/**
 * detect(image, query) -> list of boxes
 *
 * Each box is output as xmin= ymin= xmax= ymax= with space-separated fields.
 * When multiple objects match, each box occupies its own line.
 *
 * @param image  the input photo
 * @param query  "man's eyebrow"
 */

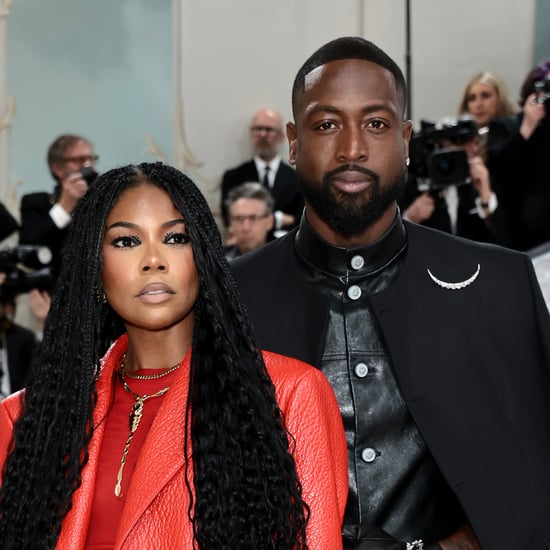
xmin=305 ymin=102 xmax=397 ymax=117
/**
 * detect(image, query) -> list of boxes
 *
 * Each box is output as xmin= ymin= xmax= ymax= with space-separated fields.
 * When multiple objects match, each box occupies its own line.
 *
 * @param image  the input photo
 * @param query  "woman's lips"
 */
xmin=136 ymin=282 xmax=175 ymax=303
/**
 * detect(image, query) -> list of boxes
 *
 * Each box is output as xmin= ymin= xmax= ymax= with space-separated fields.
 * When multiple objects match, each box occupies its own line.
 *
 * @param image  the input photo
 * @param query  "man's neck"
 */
xmin=255 ymin=153 xmax=279 ymax=164
xmin=304 ymin=204 xmax=399 ymax=248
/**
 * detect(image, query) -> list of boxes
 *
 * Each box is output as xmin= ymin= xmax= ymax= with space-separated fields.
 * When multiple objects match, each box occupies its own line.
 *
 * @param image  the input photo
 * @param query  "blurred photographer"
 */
xmin=0 ymin=244 xmax=54 ymax=340
xmin=0 ymin=202 xmax=18 ymax=243
xmin=0 ymin=282 xmax=37 ymax=400
xmin=19 ymin=134 xmax=99 ymax=271
xmin=488 ymin=60 xmax=550 ymax=251
xmin=400 ymin=117 xmax=509 ymax=245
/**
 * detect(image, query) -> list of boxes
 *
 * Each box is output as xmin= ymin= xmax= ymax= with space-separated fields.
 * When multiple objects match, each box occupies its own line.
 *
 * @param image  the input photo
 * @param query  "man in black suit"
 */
xmin=0 ymin=288 xmax=36 ymax=399
xmin=0 ymin=202 xmax=18 ymax=243
xmin=220 ymin=108 xmax=303 ymax=234
xmin=19 ymin=134 xmax=98 ymax=271
xmin=232 ymin=37 xmax=550 ymax=549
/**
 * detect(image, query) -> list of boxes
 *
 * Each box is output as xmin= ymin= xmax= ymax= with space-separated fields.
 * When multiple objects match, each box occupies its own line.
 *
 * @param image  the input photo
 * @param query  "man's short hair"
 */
xmin=47 ymin=134 xmax=91 ymax=182
xmin=47 ymin=134 xmax=90 ymax=167
xmin=225 ymin=182 xmax=275 ymax=214
xmin=291 ymin=36 xmax=407 ymax=117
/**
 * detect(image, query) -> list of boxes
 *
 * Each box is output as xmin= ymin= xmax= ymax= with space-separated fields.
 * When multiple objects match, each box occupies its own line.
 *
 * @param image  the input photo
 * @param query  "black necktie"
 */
xmin=262 ymin=165 xmax=270 ymax=188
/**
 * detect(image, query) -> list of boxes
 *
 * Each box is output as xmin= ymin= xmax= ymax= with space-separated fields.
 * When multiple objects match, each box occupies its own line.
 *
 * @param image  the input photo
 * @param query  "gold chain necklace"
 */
xmin=115 ymin=365 xmax=172 ymax=498
xmin=120 ymin=353 xmax=181 ymax=380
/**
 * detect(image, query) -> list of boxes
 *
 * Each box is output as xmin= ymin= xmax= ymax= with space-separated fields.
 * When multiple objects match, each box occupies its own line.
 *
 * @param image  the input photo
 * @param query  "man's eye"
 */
xmin=368 ymin=120 xmax=387 ymax=130
xmin=165 ymin=232 xmax=190 ymax=245
xmin=112 ymin=235 xmax=139 ymax=248
xmin=317 ymin=121 xmax=336 ymax=131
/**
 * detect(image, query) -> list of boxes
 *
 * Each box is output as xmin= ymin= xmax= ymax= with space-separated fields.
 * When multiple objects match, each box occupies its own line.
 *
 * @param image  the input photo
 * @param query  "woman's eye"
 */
xmin=112 ymin=235 xmax=139 ymax=248
xmin=164 ymin=232 xmax=190 ymax=245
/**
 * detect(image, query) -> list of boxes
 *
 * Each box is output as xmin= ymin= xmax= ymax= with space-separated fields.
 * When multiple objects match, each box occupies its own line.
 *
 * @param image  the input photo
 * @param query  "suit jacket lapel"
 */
xmin=371 ymin=223 xmax=487 ymax=399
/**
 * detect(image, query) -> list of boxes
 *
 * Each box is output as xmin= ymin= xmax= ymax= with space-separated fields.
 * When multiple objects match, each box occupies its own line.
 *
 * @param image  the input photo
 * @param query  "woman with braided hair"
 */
xmin=0 ymin=162 xmax=347 ymax=549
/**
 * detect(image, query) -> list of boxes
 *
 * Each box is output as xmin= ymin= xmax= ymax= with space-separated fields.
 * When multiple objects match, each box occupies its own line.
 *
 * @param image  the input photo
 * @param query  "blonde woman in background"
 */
xmin=457 ymin=71 xmax=516 ymax=130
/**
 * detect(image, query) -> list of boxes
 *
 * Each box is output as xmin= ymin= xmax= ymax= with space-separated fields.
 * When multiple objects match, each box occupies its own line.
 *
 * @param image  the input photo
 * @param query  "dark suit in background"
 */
xmin=19 ymin=191 xmax=66 ymax=271
xmin=220 ymin=160 xmax=303 ymax=228
xmin=2 ymin=322 xmax=36 ymax=394
xmin=0 ymin=203 xmax=19 ymax=242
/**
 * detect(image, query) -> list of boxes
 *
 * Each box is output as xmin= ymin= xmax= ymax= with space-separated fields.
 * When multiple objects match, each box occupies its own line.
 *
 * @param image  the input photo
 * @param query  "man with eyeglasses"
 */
xmin=19 ymin=134 xmax=99 ymax=271
xmin=223 ymin=182 xmax=274 ymax=261
xmin=220 ymin=108 xmax=303 ymax=235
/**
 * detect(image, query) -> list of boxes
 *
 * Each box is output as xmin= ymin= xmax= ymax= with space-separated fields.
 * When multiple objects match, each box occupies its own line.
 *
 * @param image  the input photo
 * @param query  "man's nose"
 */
xmin=336 ymin=126 xmax=368 ymax=162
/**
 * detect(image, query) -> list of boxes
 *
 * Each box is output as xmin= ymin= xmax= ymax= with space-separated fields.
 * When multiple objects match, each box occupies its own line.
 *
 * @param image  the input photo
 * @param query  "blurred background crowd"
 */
xmin=0 ymin=1 xmax=549 ymax=397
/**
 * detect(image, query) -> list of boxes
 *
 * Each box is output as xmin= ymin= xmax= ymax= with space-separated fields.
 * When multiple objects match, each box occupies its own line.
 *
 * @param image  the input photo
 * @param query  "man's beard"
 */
xmin=297 ymin=164 xmax=407 ymax=237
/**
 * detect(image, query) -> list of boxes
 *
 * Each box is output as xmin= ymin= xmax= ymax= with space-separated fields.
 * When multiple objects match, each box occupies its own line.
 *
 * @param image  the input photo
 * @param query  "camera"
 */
xmin=0 ymin=245 xmax=52 ymax=271
xmin=534 ymin=77 xmax=550 ymax=115
xmin=409 ymin=117 xmax=478 ymax=191
xmin=0 ymin=245 xmax=55 ymax=294
xmin=79 ymin=165 xmax=98 ymax=186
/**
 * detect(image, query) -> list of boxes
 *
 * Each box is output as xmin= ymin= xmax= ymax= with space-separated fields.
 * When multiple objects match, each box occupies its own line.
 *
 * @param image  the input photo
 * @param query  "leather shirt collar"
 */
xmin=294 ymin=209 xmax=407 ymax=278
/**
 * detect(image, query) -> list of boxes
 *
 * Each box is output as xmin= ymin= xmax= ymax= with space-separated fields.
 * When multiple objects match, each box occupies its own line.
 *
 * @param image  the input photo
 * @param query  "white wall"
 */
xmin=175 ymin=0 xmax=536 ymax=218
xmin=2 ymin=0 xmax=540 ymax=219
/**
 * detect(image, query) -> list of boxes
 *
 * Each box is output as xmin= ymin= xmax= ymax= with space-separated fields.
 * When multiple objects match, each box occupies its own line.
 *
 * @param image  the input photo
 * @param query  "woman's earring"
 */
xmin=406 ymin=157 xmax=410 ymax=166
xmin=96 ymin=287 xmax=107 ymax=304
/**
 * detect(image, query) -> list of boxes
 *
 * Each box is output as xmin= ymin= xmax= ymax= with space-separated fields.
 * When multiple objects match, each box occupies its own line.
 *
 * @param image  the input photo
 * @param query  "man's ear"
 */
xmin=402 ymin=120 xmax=413 ymax=161
xmin=267 ymin=213 xmax=275 ymax=231
xmin=286 ymin=122 xmax=297 ymax=166
xmin=50 ymin=162 xmax=65 ymax=182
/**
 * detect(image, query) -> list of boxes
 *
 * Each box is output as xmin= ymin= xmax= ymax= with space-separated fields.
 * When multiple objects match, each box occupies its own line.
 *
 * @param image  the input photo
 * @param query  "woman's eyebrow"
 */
xmin=105 ymin=218 xmax=186 ymax=231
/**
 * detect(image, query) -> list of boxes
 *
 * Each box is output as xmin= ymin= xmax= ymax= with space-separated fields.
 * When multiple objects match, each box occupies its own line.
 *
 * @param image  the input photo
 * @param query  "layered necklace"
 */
xmin=115 ymin=353 xmax=180 ymax=498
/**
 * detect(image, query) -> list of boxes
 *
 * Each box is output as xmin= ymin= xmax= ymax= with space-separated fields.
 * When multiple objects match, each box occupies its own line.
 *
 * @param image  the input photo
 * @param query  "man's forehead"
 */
xmin=298 ymin=58 xmax=404 ymax=116
xmin=253 ymin=110 xmax=281 ymax=126
xmin=231 ymin=197 xmax=267 ymax=211
xmin=303 ymin=58 xmax=394 ymax=93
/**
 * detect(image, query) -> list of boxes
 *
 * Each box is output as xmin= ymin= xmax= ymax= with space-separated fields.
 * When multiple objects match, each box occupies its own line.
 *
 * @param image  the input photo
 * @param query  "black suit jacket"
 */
xmin=0 ymin=203 xmax=19 ymax=242
xmin=232 ymin=220 xmax=550 ymax=550
xmin=398 ymin=176 xmax=510 ymax=246
xmin=3 ymin=322 xmax=36 ymax=393
xmin=19 ymin=191 xmax=67 ymax=269
xmin=220 ymin=160 xmax=303 ymax=227
xmin=488 ymin=114 xmax=550 ymax=251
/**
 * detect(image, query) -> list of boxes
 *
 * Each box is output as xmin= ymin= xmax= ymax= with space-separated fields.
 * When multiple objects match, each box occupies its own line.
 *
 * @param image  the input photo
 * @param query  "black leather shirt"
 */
xmin=294 ymin=213 xmax=465 ymax=542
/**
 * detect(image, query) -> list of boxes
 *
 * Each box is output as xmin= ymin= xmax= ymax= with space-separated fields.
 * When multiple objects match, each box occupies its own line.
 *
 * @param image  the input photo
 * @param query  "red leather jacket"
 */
xmin=0 ymin=335 xmax=348 ymax=549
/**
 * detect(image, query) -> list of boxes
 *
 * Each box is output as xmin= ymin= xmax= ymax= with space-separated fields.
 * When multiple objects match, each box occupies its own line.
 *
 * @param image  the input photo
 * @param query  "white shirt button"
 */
xmin=350 ymin=255 xmax=365 ymax=270
xmin=354 ymin=362 xmax=369 ymax=378
xmin=361 ymin=447 xmax=377 ymax=463
xmin=347 ymin=285 xmax=362 ymax=300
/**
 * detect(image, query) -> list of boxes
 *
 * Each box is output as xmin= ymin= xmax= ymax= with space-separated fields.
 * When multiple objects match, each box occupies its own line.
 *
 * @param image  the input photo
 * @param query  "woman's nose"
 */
xmin=140 ymin=244 xmax=167 ymax=272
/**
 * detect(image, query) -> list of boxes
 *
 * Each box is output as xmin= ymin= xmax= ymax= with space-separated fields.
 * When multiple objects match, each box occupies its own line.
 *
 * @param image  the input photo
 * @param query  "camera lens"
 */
xmin=79 ymin=166 xmax=98 ymax=186
xmin=436 ymin=157 xmax=456 ymax=176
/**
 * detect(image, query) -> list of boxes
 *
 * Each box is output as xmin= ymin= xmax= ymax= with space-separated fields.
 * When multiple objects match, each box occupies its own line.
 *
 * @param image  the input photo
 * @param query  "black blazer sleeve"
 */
xmin=0 ymin=203 xmax=19 ymax=242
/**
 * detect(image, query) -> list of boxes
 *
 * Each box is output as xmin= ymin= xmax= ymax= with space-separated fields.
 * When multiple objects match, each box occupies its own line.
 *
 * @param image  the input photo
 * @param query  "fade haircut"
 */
xmin=291 ymin=36 xmax=408 ymax=118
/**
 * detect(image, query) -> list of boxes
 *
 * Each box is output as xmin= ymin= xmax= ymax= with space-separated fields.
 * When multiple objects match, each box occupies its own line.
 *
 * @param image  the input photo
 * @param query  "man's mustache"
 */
xmin=324 ymin=164 xmax=380 ymax=184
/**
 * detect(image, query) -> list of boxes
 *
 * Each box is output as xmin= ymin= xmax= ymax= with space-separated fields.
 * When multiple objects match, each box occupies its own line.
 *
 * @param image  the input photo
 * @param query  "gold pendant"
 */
xmin=130 ymin=397 xmax=144 ymax=433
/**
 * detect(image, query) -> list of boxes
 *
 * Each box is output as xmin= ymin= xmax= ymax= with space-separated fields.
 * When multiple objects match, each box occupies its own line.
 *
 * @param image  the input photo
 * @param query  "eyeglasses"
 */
xmin=230 ymin=213 xmax=270 ymax=224
xmin=250 ymin=126 xmax=280 ymax=135
xmin=62 ymin=154 xmax=99 ymax=164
